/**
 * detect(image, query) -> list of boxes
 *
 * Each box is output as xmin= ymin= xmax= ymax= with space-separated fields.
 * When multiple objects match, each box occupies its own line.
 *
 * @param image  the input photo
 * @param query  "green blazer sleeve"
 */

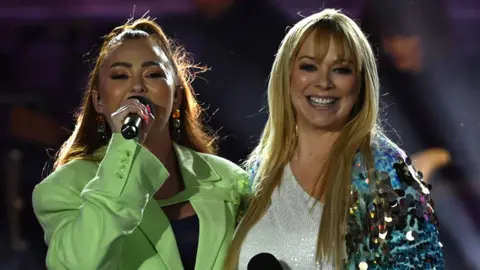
xmin=32 ymin=133 xmax=169 ymax=270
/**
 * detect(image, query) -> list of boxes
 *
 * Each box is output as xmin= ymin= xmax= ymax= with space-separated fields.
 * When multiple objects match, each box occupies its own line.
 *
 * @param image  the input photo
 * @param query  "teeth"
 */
xmin=309 ymin=96 xmax=336 ymax=105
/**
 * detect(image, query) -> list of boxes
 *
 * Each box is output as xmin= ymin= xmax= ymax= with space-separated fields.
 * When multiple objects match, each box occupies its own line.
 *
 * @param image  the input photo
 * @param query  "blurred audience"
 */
xmin=159 ymin=0 xmax=292 ymax=163
xmin=361 ymin=0 xmax=480 ymax=268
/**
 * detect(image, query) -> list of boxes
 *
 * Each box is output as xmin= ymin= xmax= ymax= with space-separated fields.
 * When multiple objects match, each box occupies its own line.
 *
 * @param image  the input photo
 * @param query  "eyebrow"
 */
xmin=298 ymin=55 xmax=353 ymax=64
xmin=109 ymin=61 xmax=161 ymax=69
xmin=299 ymin=55 xmax=316 ymax=61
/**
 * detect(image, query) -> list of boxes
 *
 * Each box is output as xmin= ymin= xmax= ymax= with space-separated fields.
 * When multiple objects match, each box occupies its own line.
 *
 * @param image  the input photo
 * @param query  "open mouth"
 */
xmin=307 ymin=96 xmax=339 ymax=108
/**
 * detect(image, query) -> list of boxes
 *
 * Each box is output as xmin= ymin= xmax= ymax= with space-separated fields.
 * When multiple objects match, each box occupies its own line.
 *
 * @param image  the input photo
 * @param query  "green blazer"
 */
xmin=32 ymin=133 xmax=249 ymax=270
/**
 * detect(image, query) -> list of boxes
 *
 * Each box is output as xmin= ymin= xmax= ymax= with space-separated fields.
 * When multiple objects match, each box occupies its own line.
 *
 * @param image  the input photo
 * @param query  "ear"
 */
xmin=173 ymin=85 xmax=184 ymax=110
xmin=91 ymin=90 xmax=105 ymax=114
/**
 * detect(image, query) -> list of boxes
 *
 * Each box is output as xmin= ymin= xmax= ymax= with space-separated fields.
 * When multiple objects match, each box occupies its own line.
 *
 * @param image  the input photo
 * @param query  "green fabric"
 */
xmin=33 ymin=133 xmax=249 ymax=270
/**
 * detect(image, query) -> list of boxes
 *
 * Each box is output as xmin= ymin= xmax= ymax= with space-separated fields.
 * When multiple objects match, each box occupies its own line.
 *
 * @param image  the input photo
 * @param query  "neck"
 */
xmin=293 ymin=125 xmax=340 ymax=164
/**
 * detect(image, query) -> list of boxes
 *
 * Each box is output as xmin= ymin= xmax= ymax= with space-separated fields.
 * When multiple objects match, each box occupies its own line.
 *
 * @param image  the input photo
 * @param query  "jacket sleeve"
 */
xmin=367 ymin=151 xmax=445 ymax=270
xmin=32 ymin=133 xmax=169 ymax=270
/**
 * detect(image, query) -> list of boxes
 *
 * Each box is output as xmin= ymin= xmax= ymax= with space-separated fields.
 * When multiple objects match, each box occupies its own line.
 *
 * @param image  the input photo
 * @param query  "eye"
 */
xmin=333 ymin=67 xmax=353 ymax=75
xmin=299 ymin=63 xmax=317 ymax=72
xmin=146 ymin=72 xmax=165 ymax=79
xmin=110 ymin=74 xmax=128 ymax=80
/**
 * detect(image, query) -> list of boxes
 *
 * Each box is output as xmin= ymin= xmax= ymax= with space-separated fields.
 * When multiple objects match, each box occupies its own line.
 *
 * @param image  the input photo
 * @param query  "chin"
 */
xmin=312 ymin=122 xmax=341 ymax=131
xmin=300 ymin=116 xmax=338 ymax=131
xmin=306 ymin=111 xmax=345 ymax=129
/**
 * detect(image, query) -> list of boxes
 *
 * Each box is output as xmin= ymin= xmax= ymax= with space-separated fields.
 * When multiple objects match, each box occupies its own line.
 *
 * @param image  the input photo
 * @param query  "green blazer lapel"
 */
xmin=174 ymin=144 xmax=236 ymax=269
xmin=137 ymin=143 xmax=226 ymax=269
xmin=193 ymin=199 xmax=230 ymax=269
xmin=173 ymin=143 xmax=221 ymax=184
xmin=127 ymin=143 xmax=235 ymax=270
xmin=137 ymin=200 xmax=183 ymax=270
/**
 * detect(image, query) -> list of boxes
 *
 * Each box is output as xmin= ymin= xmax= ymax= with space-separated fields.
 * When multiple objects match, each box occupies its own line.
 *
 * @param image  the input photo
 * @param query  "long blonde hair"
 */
xmin=224 ymin=9 xmax=380 ymax=269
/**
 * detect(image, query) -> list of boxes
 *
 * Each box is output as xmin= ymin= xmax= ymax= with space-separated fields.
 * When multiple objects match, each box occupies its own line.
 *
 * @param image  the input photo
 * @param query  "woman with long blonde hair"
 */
xmin=225 ymin=9 xmax=444 ymax=270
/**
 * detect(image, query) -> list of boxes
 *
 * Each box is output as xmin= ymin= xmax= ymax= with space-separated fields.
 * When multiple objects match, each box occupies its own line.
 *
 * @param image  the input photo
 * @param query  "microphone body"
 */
xmin=247 ymin=253 xmax=283 ymax=270
xmin=121 ymin=96 xmax=156 ymax=140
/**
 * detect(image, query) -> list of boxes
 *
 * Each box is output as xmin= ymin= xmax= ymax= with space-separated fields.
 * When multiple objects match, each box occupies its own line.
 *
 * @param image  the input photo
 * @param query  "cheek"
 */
xmin=99 ymin=80 xmax=128 ymax=114
xmin=290 ymin=70 xmax=314 ymax=94
xmin=149 ymin=81 xmax=174 ymax=103
xmin=333 ymin=75 xmax=359 ymax=114
xmin=333 ymin=75 xmax=357 ymax=98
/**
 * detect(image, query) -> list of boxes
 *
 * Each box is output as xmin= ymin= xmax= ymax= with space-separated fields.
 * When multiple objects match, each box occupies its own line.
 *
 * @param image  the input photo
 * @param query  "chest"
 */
xmin=154 ymin=174 xmax=196 ymax=220
xmin=118 ymin=183 xmax=241 ymax=270
xmin=290 ymin=158 xmax=327 ymax=200
xmin=239 ymin=166 xmax=333 ymax=270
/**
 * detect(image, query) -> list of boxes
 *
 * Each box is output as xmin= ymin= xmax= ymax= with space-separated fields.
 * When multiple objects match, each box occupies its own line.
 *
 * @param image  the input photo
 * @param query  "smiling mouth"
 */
xmin=307 ymin=96 xmax=339 ymax=107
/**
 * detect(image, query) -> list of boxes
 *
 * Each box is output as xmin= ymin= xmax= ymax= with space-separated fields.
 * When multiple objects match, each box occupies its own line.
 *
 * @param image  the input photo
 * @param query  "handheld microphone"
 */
xmin=247 ymin=253 xmax=283 ymax=270
xmin=121 ymin=96 xmax=156 ymax=140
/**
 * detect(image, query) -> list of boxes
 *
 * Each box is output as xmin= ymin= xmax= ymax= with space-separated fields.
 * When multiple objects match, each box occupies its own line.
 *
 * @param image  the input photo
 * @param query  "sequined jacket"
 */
xmin=244 ymin=135 xmax=445 ymax=270
xmin=346 ymin=135 xmax=444 ymax=270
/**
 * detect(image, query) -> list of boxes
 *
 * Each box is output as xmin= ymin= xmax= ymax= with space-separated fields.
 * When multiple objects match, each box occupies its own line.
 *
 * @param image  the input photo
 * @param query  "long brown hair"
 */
xmin=53 ymin=18 xmax=216 ymax=170
xmin=224 ymin=9 xmax=380 ymax=269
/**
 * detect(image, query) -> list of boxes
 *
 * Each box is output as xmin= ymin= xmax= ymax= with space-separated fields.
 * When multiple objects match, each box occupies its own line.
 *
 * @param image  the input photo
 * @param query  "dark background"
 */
xmin=1 ymin=0 xmax=479 ymax=269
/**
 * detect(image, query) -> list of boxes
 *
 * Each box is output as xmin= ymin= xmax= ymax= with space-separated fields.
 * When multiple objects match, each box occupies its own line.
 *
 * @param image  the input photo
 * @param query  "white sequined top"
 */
xmin=238 ymin=164 xmax=334 ymax=270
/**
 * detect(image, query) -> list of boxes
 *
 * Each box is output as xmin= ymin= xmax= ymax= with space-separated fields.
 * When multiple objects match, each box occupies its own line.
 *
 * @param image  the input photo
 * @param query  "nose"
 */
xmin=315 ymin=69 xmax=333 ymax=90
xmin=131 ymin=76 xmax=147 ymax=94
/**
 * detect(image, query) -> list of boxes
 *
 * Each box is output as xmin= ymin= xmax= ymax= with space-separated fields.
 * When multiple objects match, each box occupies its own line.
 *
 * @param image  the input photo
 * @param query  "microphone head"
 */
xmin=128 ymin=95 xmax=156 ymax=116
xmin=247 ymin=253 xmax=283 ymax=270
xmin=121 ymin=96 xmax=156 ymax=140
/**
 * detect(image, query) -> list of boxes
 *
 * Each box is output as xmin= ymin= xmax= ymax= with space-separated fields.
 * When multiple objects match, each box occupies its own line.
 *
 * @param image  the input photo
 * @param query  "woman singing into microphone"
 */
xmin=225 ymin=9 xmax=444 ymax=270
xmin=32 ymin=18 xmax=249 ymax=270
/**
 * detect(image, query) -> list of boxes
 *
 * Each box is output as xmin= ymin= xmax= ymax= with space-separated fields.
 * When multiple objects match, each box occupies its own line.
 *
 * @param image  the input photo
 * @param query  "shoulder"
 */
xmin=370 ymin=134 xmax=428 ymax=191
xmin=198 ymin=152 xmax=248 ymax=178
xmin=32 ymin=159 xmax=99 ymax=217
xmin=197 ymin=153 xmax=250 ymax=201
xmin=371 ymin=134 xmax=408 ymax=167
xmin=352 ymin=134 xmax=423 ymax=191
xmin=34 ymin=159 xmax=98 ymax=196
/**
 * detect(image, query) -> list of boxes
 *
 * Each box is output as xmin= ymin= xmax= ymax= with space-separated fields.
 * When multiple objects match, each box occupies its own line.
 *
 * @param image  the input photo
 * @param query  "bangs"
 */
xmin=313 ymin=22 xmax=356 ymax=66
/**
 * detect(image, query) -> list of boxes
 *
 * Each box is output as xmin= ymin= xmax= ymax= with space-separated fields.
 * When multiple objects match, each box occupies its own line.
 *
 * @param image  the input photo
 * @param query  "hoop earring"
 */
xmin=96 ymin=114 xmax=107 ymax=143
xmin=172 ymin=109 xmax=181 ymax=141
